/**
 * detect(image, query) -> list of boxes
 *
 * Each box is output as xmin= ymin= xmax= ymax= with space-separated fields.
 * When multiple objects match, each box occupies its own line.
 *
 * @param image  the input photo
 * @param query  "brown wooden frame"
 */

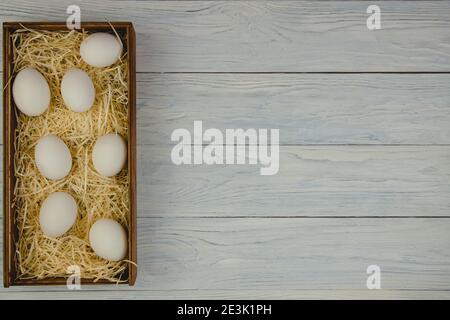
xmin=2 ymin=22 xmax=137 ymax=287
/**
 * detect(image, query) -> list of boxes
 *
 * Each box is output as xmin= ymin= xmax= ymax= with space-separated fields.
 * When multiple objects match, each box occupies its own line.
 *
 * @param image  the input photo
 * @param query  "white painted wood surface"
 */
xmin=135 ymin=146 xmax=450 ymax=217
xmin=134 ymin=74 xmax=450 ymax=145
xmin=1 ymin=1 xmax=450 ymax=72
xmin=2 ymin=145 xmax=450 ymax=218
xmin=1 ymin=0 xmax=450 ymax=299
xmin=4 ymin=74 xmax=450 ymax=145
xmin=1 ymin=218 xmax=450 ymax=299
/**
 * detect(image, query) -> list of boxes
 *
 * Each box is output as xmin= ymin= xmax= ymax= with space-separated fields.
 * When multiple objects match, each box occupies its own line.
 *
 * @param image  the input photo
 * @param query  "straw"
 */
xmin=11 ymin=28 xmax=130 ymax=282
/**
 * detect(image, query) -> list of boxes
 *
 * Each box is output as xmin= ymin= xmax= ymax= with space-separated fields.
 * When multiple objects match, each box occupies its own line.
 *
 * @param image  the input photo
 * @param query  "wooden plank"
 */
xmin=1 ymin=73 xmax=450 ymax=145
xmin=1 ymin=1 xmax=450 ymax=72
xmin=135 ymin=145 xmax=450 ymax=217
xmin=134 ymin=73 xmax=450 ymax=145
xmin=1 ymin=145 xmax=450 ymax=217
xmin=1 ymin=289 xmax=450 ymax=300
xmin=1 ymin=218 xmax=450 ymax=297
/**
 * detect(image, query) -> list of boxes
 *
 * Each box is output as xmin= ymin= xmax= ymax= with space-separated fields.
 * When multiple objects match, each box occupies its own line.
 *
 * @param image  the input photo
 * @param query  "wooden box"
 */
xmin=2 ymin=22 xmax=137 ymax=286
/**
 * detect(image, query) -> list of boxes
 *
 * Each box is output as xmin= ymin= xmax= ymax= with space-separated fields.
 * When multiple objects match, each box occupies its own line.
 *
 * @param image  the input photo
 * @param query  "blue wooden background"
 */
xmin=1 ymin=0 xmax=450 ymax=299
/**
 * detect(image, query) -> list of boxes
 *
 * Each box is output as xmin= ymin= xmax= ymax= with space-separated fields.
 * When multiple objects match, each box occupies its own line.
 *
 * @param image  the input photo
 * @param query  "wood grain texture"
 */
xmin=1 ymin=218 xmax=450 ymax=298
xmin=1 ymin=73 xmax=450 ymax=145
xmin=3 ymin=145 xmax=450 ymax=218
xmin=134 ymin=73 xmax=450 ymax=145
xmin=136 ymin=145 xmax=450 ymax=217
xmin=3 ymin=289 xmax=450 ymax=300
xmin=2 ymin=0 xmax=450 ymax=299
xmin=1 ymin=1 xmax=450 ymax=72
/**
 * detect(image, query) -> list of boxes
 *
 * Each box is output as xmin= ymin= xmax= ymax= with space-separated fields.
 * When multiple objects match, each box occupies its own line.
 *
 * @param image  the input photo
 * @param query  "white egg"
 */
xmin=39 ymin=192 xmax=77 ymax=238
xmin=35 ymin=135 xmax=72 ymax=180
xmin=92 ymin=133 xmax=127 ymax=177
xmin=12 ymin=68 xmax=50 ymax=116
xmin=89 ymin=219 xmax=127 ymax=261
xmin=80 ymin=33 xmax=123 ymax=68
xmin=61 ymin=68 xmax=95 ymax=112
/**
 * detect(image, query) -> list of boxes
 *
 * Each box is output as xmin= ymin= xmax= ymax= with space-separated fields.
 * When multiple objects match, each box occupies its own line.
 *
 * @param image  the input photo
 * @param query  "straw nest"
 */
xmin=10 ymin=27 xmax=130 ymax=282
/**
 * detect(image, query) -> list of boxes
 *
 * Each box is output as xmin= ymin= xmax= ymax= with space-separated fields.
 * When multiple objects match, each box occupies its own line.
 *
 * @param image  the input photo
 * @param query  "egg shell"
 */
xmin=89 ymin=219 xmax=127 ymax=261
xmin=80 ymin=33 xmax=123 ymax=68
xmin=12 ymin=68 xmax=50 ymax=116
xmin=61 ymin=68 xmax=95 ymax=112
xmin=92 ymin=133 xmax=127 ymax=177
xmin=35 ymin=135 xmax=72 ymax=180
xmin=39 ymin=192 xmax=77 ymax=238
